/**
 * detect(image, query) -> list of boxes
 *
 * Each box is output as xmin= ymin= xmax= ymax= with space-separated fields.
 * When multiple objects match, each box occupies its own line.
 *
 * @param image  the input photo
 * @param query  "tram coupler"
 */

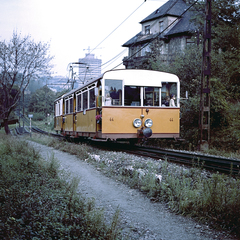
xmin=137 ymin=127 xmax=152 ymax=139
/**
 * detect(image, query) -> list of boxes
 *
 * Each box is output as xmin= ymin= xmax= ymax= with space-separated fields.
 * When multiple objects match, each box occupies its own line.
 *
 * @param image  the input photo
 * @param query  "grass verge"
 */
xmin=0 ymin=134 xmax=120 ymax=239
xmin=28 ymin=134 xmax=240 ymax=238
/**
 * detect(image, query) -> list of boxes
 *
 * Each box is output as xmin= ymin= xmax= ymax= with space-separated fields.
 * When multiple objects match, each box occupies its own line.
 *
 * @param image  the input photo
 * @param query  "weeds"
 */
xmin=85 ymin=147 xmax=240 ymax=236
xmin=28 ymin=134 xmax=240 ymax=237
xmin=0 ymin=135 xmax=120 ymax=239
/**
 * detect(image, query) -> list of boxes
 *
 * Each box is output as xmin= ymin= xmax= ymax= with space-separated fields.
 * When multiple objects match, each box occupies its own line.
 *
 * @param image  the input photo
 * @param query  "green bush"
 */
xmin=32 ymin=112 xmax=45 ymax=121
xmin=0 ymin=135 xmax=119 ymax=239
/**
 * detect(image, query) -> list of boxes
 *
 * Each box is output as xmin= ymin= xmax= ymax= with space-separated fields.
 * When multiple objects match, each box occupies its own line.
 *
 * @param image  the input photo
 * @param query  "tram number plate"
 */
xmin=170 ymin=118 xmax=173 ymax=122
xmin=109 ymin=118 xmax=114 ymax=121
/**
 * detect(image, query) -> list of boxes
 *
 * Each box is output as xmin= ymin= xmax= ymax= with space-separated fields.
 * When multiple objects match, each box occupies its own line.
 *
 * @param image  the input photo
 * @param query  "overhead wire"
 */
xmin=76 ymin=0 xmax=148 ymax=82
xmin=77 ymin=48 xmax=127 ymax=78
xmin=73 ymin=0 xmax=198 ymax=83
xmin=89 ymin=0 xmax=147 ymax=55
xmin=101 ymin=49 xmax=127 ymax=71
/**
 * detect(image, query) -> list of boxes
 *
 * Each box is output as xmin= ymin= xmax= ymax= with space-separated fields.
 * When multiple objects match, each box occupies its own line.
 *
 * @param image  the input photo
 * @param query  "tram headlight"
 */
xmin=133 ymin=118 xmax=142 ymax=128
xmin=144 ymin=119 xmax=153 ymax=128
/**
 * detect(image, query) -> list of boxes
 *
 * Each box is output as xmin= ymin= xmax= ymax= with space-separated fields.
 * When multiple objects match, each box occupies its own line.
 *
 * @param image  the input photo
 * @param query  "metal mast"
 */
xmin=199 ymin=0 xmax=211 ymax=150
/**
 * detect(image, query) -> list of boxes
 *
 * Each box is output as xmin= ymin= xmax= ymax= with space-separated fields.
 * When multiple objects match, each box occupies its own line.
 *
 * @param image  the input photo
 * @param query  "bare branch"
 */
xmin=0 ymin=31 xmax=54 ymax=134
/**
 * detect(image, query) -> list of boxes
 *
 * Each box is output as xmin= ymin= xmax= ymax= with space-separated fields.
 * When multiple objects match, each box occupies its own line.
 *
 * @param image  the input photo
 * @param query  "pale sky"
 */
xmin=0 ymin=0 xmax=167 ymax=77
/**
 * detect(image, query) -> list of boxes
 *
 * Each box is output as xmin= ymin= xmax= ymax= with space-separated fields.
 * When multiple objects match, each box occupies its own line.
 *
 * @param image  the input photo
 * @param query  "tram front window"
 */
xmin=124 ymin=86 xmax=141 ymax=106
xmin=144 ymin=87 xmax=159 ymax=106
xmin=105 ymin=79 xmax=122 ymax=105
xmin=161 ymin=82 xmax=177 ymax=107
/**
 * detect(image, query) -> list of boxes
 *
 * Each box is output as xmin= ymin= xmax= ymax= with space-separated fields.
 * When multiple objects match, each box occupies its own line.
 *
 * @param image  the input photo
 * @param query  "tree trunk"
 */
xmin=4 ymin=119 xmax=10 ymax=135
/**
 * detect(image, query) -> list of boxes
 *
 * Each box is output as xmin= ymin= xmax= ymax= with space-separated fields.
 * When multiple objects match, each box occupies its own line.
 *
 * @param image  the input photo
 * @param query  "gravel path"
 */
xmin=29 ymin=141 xmax=235 ymax=240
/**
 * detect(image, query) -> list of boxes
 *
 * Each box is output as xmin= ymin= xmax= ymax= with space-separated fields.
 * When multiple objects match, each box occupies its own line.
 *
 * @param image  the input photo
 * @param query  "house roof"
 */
xmin=122 ymin=0 xmax=196 ymax=47
xmin=140 ymin=0 xmax=188 ymax=24
xmin=122 ymin=31 xmax=164 ymax=47
xmin=165 ymin=10 xmax=196 ymax=36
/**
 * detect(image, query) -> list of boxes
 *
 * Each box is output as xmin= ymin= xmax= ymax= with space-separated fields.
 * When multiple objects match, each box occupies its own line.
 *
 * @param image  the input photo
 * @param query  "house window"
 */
xmin=159 ymin=21 xmax=164 ymax=32
xmin=186 ymin=37 xmax=195 ymax=44
xmin=145 ymin=25 xmax=150 ymax=35
xmin=141 ymin=44 xmax=151 ymax=56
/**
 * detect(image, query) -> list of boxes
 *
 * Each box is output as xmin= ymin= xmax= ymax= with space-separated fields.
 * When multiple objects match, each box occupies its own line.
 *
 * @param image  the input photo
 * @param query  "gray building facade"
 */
xmin=122 ymin=0 xmax=196 ymax=69
xmin=78 ymin=53 xmax=102 ymax=83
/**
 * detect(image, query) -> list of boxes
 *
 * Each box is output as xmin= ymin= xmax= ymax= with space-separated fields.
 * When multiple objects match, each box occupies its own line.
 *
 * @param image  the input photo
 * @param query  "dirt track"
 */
xmin=29 ymin=141 xmax=235 ymax=240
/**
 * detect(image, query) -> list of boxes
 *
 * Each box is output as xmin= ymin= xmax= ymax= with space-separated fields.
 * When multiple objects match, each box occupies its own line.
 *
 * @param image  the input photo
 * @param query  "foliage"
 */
xmin=210 ymin=101 xmax=240 ymax=151
xmin=0 ymin=135 xmax=120 ymax=239
xmin=80 ymin=142 xmax=240 ymax=237
xmin=0 ymin=31 xmax=53 ymax=134
xmin=144 ymin=0 xmax=240 ymax=149
xmin=28 ymin=85 xmax=56 ymax=115
xmin=190 ymin=0 xmax=240 ymax=99
xmin=180 ymin=95 xmax=200 ymax=146
xmin=29 ymin=134 xmax=240 ymax=237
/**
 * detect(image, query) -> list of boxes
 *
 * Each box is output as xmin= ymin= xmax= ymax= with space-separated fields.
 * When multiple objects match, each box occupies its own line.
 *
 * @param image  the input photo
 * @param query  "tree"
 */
xmin=191 ymin=0 xmax=240 ymax=99
xmin=0 ymin=32 xmax=53 ymax=134
xmin=144 ymin=0 xmax=240 ymax=147
xmin=28 ymin=85 xmax=56 ymax=117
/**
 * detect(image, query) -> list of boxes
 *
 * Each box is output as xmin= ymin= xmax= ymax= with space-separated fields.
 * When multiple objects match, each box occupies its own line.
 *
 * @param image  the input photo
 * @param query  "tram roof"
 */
xmin=55 ymin=69 xmax=179 ymax=101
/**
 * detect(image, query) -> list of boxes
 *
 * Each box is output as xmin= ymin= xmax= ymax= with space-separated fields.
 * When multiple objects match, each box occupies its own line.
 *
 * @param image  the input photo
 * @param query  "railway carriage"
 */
xmin=54 ymin=69 xmax=180 ymax=142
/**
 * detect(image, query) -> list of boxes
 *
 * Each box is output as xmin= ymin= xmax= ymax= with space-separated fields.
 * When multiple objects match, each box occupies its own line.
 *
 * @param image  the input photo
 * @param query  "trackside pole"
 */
xmin=199 ymin=0 xmax=211 ymax=151
xmin=28 ymin=114 xmax=33 ymax=137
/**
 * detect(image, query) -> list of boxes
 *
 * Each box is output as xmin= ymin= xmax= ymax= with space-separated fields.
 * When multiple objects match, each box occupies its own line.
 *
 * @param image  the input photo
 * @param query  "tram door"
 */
xmin=96 ymin=83 xmax=102 ymax=132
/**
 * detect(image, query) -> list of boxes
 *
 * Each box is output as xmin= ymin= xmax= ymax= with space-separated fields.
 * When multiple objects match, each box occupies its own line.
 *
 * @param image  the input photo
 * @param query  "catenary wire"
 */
xmin=72 ymin=0 xmax=198 ymax=83
xmin=67 ymin=1 xmax=148 ymax=85
xmin=89 ymin=1 xmax=147 ymax=55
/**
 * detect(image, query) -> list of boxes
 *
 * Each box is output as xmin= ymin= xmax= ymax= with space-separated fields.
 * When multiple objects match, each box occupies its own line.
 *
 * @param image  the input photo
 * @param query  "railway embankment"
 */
xmin=0 ymin=135 xmax=119 ymax=239
xmin=26 ymin=134 xmax=239 ymax=239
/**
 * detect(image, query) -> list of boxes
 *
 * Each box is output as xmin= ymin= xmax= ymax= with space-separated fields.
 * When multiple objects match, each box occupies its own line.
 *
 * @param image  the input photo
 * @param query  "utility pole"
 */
xmin=68 ymin=62 xmax=86 ymax=89
xmin=199 ymin=0 xmax=211 ymax=150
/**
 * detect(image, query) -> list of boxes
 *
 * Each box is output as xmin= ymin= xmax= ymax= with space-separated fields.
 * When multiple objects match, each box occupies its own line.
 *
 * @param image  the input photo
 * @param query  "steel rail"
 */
xmin=13 ymin=113 xmax=64 ymax=138
xmin=121 ymin=144 xmax=240 ymax=175
xmin=12 ymin=114 xmax=240 ymax=175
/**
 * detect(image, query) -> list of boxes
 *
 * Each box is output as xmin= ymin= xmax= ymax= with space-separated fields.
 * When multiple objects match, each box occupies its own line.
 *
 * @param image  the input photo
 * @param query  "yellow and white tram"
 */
xmin=54 ymin=69 xmax=180 ymax=141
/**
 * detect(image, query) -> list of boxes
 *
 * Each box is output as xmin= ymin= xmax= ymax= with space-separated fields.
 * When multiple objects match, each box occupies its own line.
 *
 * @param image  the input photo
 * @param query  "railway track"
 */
xmin=12 ymin=115 xmax=240 ymax=176
xmin=11 ymin=114 xmax=63 ymax=138
xmin=94 ymin=142 xmax=240 ymax=176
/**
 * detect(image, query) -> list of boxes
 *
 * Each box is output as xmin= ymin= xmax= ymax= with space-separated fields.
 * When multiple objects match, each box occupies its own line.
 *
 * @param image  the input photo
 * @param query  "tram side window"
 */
xmin=65 ymin=99 xmax=69 ymax=114
xmin=105 ymin=79 xmax=122 ymax=105
xmin=57 ymin=101 xmax=62 ymax=116
xmin=83 ymin=91 xmax=88 ymax=110
xmin=58 ymin=102 xmax=60 ymax=116
xmin=77 ymin=94 xmax=81 ymax=111
xmin=124 ymin=86 xmax=141 ymax=106
xmin=69 ymin=98 xmax=73 ymax=113
xmin=55 ymin=102 xmax=59 ymax=116
xmin=161 ymin=82 xmax=177 ymax=107
xmin=144 ymin=87 xmax=159 ymax=106
xmin=89 ymin=88 xmax=96 ymax=108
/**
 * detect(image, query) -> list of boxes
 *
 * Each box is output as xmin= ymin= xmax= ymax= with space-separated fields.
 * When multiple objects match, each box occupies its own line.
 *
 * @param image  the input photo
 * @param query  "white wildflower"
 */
xmin=155 ymin=174 xmax=162 ymax=183
xmin=136 ymin=169 xmax=145 ymax=179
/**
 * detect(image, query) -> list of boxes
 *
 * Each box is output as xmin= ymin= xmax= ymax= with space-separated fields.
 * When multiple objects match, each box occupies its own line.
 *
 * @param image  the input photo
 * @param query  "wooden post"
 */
xmin=199 ymin=0 xmax=211 ymax=150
